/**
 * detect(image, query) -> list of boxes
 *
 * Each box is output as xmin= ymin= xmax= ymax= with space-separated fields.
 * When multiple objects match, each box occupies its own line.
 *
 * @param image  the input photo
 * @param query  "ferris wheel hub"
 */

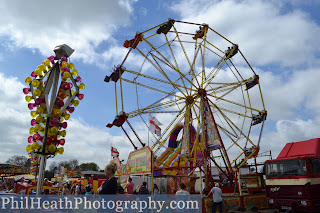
xmin=185 ymin=96 xmax=195 ymax=105
xmin=198 ymin=88 xmax=206 ymax=96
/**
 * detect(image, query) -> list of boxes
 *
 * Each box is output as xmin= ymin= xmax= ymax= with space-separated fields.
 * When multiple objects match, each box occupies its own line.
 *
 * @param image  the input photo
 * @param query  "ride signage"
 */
xmin=127 ymin=147 xmax=152 ymax=174
xmin=111 ymin=146 xmax=152 ymax=176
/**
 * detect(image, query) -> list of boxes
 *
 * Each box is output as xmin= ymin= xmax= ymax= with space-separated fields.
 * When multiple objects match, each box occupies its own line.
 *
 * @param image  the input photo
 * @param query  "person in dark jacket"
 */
xmin=117 ymin=181 xmax=124 ymax=194
xmin=98 ymin=162 xmax=118 ymax=194
xmin=139 ymin=181 xmax=149 ymax=194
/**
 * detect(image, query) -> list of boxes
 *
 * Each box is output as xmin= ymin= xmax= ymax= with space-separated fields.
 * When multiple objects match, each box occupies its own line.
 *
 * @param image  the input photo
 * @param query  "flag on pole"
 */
xmin=111 ymin=147 xmax=119 ymax=159
xmin=149 ymin=114 xmax=162 ymax=137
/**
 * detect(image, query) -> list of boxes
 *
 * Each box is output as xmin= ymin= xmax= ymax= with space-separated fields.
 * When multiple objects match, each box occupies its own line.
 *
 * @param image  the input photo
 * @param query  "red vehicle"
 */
xmin=265 ymin=138 xmax=320 ymax=212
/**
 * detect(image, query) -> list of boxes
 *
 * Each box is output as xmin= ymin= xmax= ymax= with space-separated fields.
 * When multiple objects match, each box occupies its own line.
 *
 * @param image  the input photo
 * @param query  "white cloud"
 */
xmin=171 ymin=0 xmax=320 ymax=67
xmin=0 ymin=0 xmax=135 ymax=64
xmin=0 ymin=73 xmax=30 ymax=161
xmin=261 ymin=118 xmax=320 ymax=159
xmin=258 ymin=66 xmax=320 ymax=120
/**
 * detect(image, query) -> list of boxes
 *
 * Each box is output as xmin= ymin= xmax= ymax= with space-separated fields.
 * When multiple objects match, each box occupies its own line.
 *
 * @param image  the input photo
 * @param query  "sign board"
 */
xmin=65 ymin=170 xmax=82 ymax=178
xmin=127 ymin=146 xmax=152 ymax=174
xmin=0 ymin=167 xmax=29 ymax=175
xmin=110 ymin=146 xmax=153 ymax=176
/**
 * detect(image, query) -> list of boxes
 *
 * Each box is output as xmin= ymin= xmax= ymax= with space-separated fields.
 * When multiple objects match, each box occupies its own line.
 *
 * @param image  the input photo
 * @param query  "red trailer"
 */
xmin=265 ymin=138 xmax=320 ymax=212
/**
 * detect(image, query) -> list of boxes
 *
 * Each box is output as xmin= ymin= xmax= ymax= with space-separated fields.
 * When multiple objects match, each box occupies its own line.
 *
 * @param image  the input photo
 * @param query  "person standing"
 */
xmin=138 ymin=182 xmax=149 ymax=194
xmin=85 ymin=183 xmax=92 ymax=195
xmin=75 ymin=183 xmax=80 ymax=195
xmin=206 ymin=183 xmax=223 ymax=213
xmin=124 ymin=177 xmax=134 ymax=194
xmin=153 ymin=184 xmax=160 ymax=194
xmin=62 ymin=184 xmax=70 ymax=195
xmin=98 ymin=162 xmax=118 ymax=194
xmin=176 ymin=183 xmax=190 ymax=195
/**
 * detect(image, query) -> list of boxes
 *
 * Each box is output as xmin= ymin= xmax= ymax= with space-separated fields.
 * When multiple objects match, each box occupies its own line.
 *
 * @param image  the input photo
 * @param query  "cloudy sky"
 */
xmin=1 ymin=0 xmax=320 ymax=170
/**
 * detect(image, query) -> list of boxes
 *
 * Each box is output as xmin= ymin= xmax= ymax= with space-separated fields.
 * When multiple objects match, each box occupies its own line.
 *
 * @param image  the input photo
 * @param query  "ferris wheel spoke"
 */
xmin=165 ymin=35 xmax=180 ymax=70
xmin=213 ymin=103 xmax=255 ymax=148
xmin=142 ymin=38 xmax=178 ymax=71
xmin=202 ymin=44 xmax=224 ymax=60
xmin=128 ymin=98 xmax=185 ymax=118
xmin=189 ymin=44 xmax=203 ymax=88
xmin=205 ymin=39 xmax=224 ymax=55
xmin=149 ymin=53 xmax=177 ymax=73
xmin=205 ymin=60 xmax=229 ymax=86
xmin=149 ymin=53 xmax=192 ymax=96
xmin=207 ymin=75 xmax=253 ymax=93
xmin=121 ymin=78 xmax=182 ymax=97
xmin=150 ymin=51 xmax=198 ymax=91
xmin=206 ymin=98 xmax=251 ymax=122
xmin=216 ymin=124 xmax=238 ymax=139
xmin=202 ymin=61 xmax=223 ymax=86
xmin=208 ymin=26 xmax=234 ymax=45
xmin=136 ymin=101 xmax=185 ymax=116
xmin=200 ymin=29 xmax=209 ymax=87
xmin=207 ymin=83 xmax=243 ymax=96
xmin=216 ymin=126 xmax=245 ymax=154
xmin=214 ymin=85 xmax=242 ymax=101
xmin=199 ymin=46 xmax=206 ymax=86
xmin=124 ymin=68 xmax=188 ymax=90
xmin=136 ymin=47 xmax=198 ymax=92
xmin=164 ymin=34 xmax=191 ymax=96
xmin=227 ymin=60 xmax=244 ymax=81
xmin=207 ymin=93 xmax=261 ymax=114
xmin=206 ymin=78 xmax=247 ymax=91
xmin=171 ymin=24 xmax=201 ymax=87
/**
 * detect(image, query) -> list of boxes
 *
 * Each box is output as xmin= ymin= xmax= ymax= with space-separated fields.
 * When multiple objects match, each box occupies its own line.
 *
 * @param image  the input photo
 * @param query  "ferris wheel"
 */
xmin=105 ymin=19 xmax=266 ymax=184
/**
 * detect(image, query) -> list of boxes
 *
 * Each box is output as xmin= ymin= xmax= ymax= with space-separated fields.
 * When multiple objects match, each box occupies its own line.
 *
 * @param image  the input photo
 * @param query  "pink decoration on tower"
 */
xmin=31 ymin=71 xmax=37 ymax=77
xmin=31 ymin=119 xmax=37 ymax=126
xmin=23 ymin=88 xmax=31 ymax=95
xmin=28 ymin=136 xmax=33 ymax=143
xmin=77 ymin=93 xmax=84 ymax=100
xmin=60 ymin=122 xmax=68 ymax=129
xmin=75 ymin=76 xmax=82 ymax=82
xmin=33 ymin=133 xmax=41 ymax=141
xmin=61 ymin=82 xmax=70 ymax=90
xmin=35 ymin=98 xmax=44 ymax=105
xmin=55 ymin=99 xmax=64 ymax=108
xmin=28 ymin=103 xmax=36 ymax=110
xmin=67 ymin=106 xmax=75 ymax=113
xmin=61 ymin=57 xmax=68 ymax=62
xmin=62 ymin=66 xmax=70 ymax=73
xmin=49 ymin=118 xmax=60 ymax=126
xmin=59 ymin=139 xmax=65 ymax=146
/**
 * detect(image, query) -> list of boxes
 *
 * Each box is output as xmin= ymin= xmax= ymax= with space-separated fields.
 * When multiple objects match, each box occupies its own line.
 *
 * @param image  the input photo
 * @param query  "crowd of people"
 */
xmin=98 ymin=162 xmax=154 ymax=195
xmin=98 ymin=162 xmax=195 ymax=197
xmin=60 ymin=181 xmax=93 ymax=195
xmin=0 ymin=179 xmax=13 ymax=192
xmin=1 ymin=162 xmax=224 ymax=212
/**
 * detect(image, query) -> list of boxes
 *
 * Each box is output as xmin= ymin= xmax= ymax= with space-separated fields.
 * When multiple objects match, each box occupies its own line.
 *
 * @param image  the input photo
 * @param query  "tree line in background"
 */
xmin=6 ymin=155 xmax=101 ymax=179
